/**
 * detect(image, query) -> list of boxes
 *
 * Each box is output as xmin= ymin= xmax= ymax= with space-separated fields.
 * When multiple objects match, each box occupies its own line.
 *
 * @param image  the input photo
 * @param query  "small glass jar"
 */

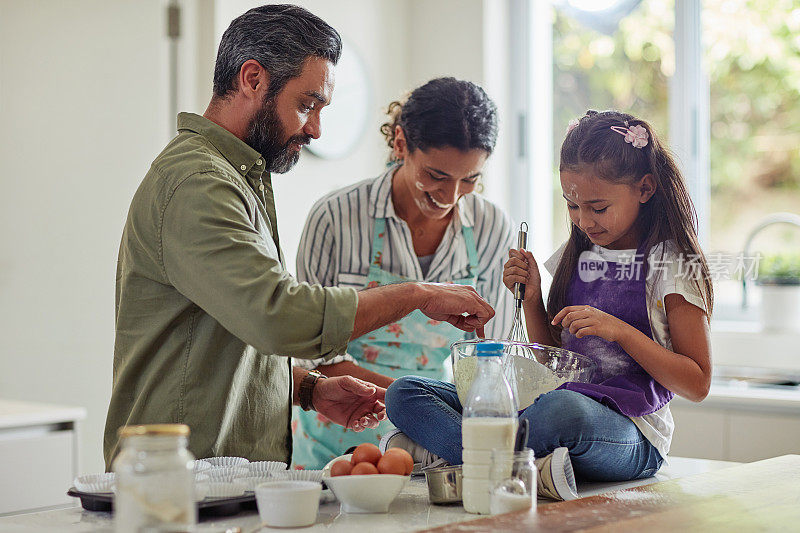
xmin=488 ymin=448 xmax=536 ymax=515
xmin=112 ymin=424 xmax=196 ymax=532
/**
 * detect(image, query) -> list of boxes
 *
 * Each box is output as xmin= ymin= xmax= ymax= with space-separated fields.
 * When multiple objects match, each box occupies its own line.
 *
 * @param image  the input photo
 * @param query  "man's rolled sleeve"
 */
xmin=320 ymin=286 xmax=357 ymax=357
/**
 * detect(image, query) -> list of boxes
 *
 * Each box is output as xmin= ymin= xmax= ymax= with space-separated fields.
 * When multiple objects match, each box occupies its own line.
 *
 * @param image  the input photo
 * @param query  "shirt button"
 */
xmin=257 ymin=158 xmax=263 ymax=166
xmin=240 ymin=164 xmax=247 ymax=171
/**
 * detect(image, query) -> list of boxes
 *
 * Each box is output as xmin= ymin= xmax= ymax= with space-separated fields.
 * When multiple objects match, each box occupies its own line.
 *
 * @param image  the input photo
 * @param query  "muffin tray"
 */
xmin=68 ymin=481 xmax=331 ymax=517
xmin=67 ymin=488 xmax=257 ymax=517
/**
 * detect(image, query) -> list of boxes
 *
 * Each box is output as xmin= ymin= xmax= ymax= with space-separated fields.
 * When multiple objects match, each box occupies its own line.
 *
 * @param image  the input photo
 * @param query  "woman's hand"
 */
xmin=503 ymin=248 xmax=542 ymax=303
xmin=551 ymin=305 xmax=633 ymax=343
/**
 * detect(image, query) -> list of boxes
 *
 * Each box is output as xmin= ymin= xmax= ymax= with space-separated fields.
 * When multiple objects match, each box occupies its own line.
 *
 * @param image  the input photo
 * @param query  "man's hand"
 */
xmin=416 ymin=283 xmax=495 ymax=338
xmin=311 ymin=376 xmax=387 ymax=432
xmin=352 ymin=281 xmax=495 ymax=340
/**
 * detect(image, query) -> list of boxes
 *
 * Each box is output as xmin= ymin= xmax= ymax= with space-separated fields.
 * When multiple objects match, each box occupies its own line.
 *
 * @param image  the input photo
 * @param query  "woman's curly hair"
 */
xmin=379 ymin=77 xmax=498 ymax=163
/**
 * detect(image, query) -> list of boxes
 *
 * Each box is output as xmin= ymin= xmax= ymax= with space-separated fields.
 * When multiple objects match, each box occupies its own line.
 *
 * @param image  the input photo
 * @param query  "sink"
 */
xmin=712 ymin=366 xmax=800 ymax=390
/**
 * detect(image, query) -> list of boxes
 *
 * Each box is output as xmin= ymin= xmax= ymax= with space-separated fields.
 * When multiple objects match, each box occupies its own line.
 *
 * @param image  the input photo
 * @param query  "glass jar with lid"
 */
xmin=112 ymin=424 xmax=196 ymax=532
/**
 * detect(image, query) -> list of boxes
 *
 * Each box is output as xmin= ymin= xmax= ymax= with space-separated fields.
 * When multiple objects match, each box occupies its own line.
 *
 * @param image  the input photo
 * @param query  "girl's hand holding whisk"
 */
xmin=551 ymin=305 xmax=632 ymax=342
xmin=503 ymin=248 xmax=541 ymax=303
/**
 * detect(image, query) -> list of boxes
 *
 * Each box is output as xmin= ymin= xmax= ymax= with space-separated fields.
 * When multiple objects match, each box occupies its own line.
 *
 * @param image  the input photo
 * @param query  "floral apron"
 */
xmin=557 ymin=245 xmax=674 ymax=417
xmin=292 ymin=217 xmax=479 ymax=469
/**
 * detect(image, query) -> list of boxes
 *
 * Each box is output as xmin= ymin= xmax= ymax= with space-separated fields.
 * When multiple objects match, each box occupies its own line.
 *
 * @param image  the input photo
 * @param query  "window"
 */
xmin=514 ymin=0 xmax=800 ymax=321
xmin=704 ymin=0 xmax=800 ymax=317
xmin=552 ymin=0 xmax=674 ymax=248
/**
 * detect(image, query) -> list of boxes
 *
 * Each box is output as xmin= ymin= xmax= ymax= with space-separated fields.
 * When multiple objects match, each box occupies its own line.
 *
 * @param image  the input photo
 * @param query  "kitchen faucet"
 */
xmin=741 ymin=212 xmax=800 ymax=309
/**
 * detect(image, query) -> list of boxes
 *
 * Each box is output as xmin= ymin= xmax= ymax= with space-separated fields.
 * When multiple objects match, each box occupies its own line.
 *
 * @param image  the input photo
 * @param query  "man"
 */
xmin=104 ymin=4 xmax=494 ymax=467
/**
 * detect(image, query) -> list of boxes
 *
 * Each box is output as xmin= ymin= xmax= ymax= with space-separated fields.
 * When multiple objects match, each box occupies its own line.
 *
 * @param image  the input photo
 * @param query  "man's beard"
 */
xmin=245 ymin=96 xmax=311 ymax=174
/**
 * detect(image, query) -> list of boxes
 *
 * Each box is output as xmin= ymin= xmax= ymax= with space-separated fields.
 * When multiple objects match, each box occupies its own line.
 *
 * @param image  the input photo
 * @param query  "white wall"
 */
xmin=214 ymin=0 xmax=412 ymax=272
xmin=404 ymin=0 xmax=513 ymax=223
xmin=406 ymin=0 xmax=485 ymax=85
xmin=214 ymin=0 xmax=508 ymax=270
xmin=0 ymin=0 xmax=171 ymax=475
xmin=0 ymin=0 xmax=512 ymax=475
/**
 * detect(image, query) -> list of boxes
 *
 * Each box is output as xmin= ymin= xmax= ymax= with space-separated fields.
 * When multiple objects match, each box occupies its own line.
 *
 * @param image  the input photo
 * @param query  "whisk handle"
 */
xmin=514 ymin=283 xmax=525 ymax=305
xmin=514 ymin=222 xmax=528 ymax=304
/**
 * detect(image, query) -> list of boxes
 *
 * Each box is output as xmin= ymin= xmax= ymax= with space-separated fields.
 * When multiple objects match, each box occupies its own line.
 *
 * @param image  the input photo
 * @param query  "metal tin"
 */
xmin=424 ymin=465 xmax=463 ymax=504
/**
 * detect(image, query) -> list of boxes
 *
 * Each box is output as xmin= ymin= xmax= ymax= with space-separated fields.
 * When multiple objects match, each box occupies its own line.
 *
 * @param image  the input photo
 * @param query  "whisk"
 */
xmin=506 ymin=222 xmax=528 ymax=343
xmin=504 ymin=222 xmax=531 ymax=408
xmin=506 ymin=221 xmax=529 ymax=345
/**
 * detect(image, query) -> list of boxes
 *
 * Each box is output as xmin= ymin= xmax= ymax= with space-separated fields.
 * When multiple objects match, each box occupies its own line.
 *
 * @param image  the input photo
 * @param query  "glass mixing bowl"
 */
xmin=450 ymin=339 xmax=597 ymax=410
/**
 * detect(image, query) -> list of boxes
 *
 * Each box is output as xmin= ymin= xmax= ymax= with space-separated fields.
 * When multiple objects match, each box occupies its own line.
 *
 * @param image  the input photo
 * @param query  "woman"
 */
xmin=292 ymin=77 xmax=516 ymax=469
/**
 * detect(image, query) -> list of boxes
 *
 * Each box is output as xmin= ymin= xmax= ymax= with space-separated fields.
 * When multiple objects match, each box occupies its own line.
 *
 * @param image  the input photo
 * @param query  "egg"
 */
xmin=330 ymin=459 xmax=353 ymax=477
xmin=377 ymin=452 xmax=407 ymax=475
xmin=383 ymin=448 xmax=414 ymax=475
xmin=351 ymin=461 xmax=379 ymax=475
xmin=351 ymin=443 xmax=382 ymax=466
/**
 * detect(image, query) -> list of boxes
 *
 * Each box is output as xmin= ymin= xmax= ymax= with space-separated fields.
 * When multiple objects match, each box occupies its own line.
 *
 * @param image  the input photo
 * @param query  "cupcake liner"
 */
xmin=194 ymin=474 xmax=210 ymax=501
xmin=205 ymin=481 xmax=246 ymax=498
xmin=201 ymin=456 xmax=249 ymax=467
xmin=270 ymin=470 xmax=324 ymax=483
xmin=193 ymin=459 xmax=212 ymax=473
xmin=74 ymin=473 xmax=116 ymax=493
xmin=233 ymin=475 xmax=273 ymax=492
xmin=206 ymin=466 xmax=250 ymax=482
xmin=248 ymin=461 xmax=288 ymax=476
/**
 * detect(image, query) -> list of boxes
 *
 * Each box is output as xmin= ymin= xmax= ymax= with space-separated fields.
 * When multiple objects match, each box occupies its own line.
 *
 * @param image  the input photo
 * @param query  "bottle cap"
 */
xmin=118 ymin=424 xmax=190 ymax=438
xmin=475 ymin=342 xmax=504 ymax=356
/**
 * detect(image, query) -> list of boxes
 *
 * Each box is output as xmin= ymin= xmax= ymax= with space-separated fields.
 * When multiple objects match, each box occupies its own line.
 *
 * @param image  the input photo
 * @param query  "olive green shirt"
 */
xmin=104 ymin=113 xmax=357 ymax=468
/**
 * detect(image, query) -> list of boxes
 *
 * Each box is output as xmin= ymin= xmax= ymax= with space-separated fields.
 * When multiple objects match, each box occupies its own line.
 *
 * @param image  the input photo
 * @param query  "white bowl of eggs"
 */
xmin=322 ymin=444 xmax=413 ymax=513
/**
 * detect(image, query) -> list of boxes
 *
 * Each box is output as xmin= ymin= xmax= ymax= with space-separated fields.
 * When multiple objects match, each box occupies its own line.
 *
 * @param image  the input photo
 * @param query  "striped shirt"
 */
xmin=295 ymin=166 xmax=517 ymax=369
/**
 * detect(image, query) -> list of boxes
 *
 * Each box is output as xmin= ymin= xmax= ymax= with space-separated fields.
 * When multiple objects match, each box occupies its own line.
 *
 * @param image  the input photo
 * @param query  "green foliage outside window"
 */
xmin=552 ymin=0 xmax=800 ymax=252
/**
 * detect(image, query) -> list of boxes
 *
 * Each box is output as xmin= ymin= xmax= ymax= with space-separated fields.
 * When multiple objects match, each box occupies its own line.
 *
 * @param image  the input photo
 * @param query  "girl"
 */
xmin=385 ymin=110 xmax=713 ymax=500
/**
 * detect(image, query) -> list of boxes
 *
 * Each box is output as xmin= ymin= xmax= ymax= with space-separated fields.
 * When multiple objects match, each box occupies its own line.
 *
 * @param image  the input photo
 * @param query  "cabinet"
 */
xmin=0 ymin=399 xmax=86 ymax=515
xmin=670 ymin=388 xmax=800 ymax=462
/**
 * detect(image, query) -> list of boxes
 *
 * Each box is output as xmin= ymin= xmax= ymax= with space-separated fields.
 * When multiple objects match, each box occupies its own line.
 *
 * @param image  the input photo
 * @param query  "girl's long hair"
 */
xmin=548 ymin=110 xmax=713 ymax=339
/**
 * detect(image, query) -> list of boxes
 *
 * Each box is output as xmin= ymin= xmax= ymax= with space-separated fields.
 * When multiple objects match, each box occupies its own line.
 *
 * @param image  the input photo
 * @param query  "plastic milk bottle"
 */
xmin=461 ymin=342 xmax=518 ymax=514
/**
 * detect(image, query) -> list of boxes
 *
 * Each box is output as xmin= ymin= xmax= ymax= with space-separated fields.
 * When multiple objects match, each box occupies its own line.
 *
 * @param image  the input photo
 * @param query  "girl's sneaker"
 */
xmin=535 ymin=447 xmax=579 ymax=501
xmin=379 ymin=429 xmax=448 ymax=474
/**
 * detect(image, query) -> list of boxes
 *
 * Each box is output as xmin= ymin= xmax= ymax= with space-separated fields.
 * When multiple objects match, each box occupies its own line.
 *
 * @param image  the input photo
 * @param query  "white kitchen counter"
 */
xmin=0 ymin=399 xmax=87 ymax=430
xmin=0 ymin=399 xmax=87 ymax=516
xmin=0 ymin=457 xmax=737 ymax=532
xmin=673 ymin=381 xmax=800 ymax=413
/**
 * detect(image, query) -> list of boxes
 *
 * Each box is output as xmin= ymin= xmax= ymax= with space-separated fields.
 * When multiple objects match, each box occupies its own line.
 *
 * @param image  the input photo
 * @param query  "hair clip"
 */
xmin=610 ymin=124 xmax=648 ymax=148
xmin=566 ymin=118 xmax=580 ymax=133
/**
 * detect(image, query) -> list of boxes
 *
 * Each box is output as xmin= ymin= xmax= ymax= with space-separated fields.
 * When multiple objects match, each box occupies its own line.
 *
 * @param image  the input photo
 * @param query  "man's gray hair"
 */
xmin=213 ymin=4 xmax=342 ymax=99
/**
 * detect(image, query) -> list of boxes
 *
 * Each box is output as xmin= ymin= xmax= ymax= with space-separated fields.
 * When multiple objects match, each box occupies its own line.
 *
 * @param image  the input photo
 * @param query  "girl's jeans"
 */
xmin=386 ymin=376 xmax=663 ymax=481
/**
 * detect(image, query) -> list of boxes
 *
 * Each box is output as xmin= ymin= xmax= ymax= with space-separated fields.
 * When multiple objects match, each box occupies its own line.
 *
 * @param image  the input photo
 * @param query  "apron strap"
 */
xmin=371 ymin=218 xmax=388 ymax=267
xmin=461 ymin=225 xmax=479 ymax=280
